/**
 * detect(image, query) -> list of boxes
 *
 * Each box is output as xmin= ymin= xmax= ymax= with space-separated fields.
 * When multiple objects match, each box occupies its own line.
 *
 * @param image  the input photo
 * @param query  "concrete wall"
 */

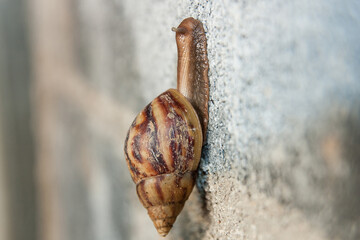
xmin=27 ymin=0 xmax=360 ymax=240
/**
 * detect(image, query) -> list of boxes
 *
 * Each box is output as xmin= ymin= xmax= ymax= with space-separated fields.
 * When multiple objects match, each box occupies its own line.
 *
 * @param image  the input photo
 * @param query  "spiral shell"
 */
xmin=124 ymin=89 xmax=203 ymax=236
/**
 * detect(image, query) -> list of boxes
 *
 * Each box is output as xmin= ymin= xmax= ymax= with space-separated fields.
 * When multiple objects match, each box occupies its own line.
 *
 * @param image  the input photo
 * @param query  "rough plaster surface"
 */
xmin=118 ymin=1 xmax=360 ymax=239
xmin=30 ymin=0 xmax=360 ymax=240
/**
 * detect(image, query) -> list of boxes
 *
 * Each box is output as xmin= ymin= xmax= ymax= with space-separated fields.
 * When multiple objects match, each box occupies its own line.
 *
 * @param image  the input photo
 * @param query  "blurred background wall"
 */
xmin=0 ymin=0 xmax=37 ymax=239
xmin=0 ymin=0 xmax=360 ymax=240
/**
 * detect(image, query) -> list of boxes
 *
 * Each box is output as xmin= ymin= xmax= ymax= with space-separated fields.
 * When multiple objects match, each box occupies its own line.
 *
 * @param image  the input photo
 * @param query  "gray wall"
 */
xmin=0 ymin=0 xmax=37 ymax=239
xmin=1 ymin=0 xmax=359 ymax=240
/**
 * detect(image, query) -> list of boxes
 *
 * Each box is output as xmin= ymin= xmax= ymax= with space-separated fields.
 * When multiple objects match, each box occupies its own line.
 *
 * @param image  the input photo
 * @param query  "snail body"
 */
xmin=124 ymin=18 xmax=208 ymax=237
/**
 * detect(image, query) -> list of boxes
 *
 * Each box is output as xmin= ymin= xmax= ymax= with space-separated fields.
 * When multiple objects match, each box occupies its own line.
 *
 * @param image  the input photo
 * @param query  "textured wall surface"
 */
xmin=29 ymin=0 xmax=360 ymax=240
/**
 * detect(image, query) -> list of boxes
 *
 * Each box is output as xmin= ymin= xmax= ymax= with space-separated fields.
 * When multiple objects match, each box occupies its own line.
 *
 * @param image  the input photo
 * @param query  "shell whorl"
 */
xmin=136 ymin=172 xmax=196 ymax=236
xmin=124 ymin=89 xmax=203 ymax=236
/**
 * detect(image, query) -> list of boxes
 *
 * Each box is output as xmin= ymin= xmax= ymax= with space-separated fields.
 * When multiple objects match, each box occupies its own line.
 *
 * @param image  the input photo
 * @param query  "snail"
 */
xmin=124 ymin=17 xmax=209 ymax=237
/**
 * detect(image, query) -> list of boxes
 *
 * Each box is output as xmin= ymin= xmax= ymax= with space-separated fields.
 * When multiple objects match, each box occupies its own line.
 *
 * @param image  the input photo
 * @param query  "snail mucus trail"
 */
xmin=124 ymin=17 xmax=209 ymax=237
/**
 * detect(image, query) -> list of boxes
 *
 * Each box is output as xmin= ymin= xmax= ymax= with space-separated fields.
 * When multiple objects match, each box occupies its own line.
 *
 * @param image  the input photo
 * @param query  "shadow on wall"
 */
xmin=326 ymin=102 xmax=360 ymax=239
xmin=259 ymin=99 xmax=360 ymax=240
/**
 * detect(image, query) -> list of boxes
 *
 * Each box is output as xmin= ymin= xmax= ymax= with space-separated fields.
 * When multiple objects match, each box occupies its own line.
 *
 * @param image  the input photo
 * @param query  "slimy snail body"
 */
xmin=124 ymin=17 xmax=209 ymax=237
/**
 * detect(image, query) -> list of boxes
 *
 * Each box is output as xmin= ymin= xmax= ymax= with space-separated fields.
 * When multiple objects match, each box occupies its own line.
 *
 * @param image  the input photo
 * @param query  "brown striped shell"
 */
xmin=124 ymin=89 xmax=203 ymax=236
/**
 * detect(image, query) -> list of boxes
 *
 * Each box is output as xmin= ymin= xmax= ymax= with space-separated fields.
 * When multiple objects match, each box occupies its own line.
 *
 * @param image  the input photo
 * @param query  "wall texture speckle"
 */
xmin=29 ymin=0 xmax=360 ymax=239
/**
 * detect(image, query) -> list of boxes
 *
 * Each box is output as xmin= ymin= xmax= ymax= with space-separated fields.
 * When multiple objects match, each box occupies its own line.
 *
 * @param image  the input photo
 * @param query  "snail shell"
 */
xmin=124 ymin=17 xmax=208 ymax=237
xmin=124 ymin=89 xmax=202 ymax=236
